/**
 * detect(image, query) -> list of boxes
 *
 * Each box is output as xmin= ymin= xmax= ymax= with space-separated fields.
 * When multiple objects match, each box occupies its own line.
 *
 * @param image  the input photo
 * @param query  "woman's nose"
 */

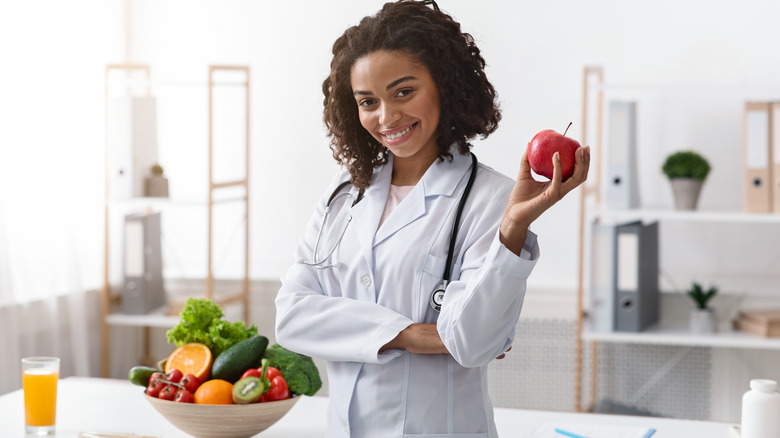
xmin=379 ymin=102 xmax=401 ymax=126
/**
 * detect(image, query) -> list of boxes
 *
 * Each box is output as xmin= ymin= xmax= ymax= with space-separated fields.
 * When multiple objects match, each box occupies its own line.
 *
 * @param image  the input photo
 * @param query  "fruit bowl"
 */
xmin=144 ymin=393 xmax=300 ymax=438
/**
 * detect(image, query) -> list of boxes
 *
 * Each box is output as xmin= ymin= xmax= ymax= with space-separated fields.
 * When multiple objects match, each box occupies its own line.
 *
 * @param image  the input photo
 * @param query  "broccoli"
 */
xmin=263 ymin=343 xmax=322 ymax=396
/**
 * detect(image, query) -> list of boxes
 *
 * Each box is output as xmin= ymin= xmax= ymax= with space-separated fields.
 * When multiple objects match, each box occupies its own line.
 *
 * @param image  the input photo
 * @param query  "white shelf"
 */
xmin=592 ymin=208 xmax=780 ymax=225
xmin=105 ymin=309 xmax=179 ymax=328
xmin=583 ymin=324 xmax=780 ymax=350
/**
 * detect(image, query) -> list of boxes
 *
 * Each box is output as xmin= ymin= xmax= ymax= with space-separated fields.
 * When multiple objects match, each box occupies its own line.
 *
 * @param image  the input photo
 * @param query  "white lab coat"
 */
xmin=276 ymin=151 xmax=539 ymax=438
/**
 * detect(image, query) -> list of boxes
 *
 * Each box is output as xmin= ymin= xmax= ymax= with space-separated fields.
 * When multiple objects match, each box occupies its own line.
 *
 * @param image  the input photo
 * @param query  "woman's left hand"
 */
xmin=499 ymin=146 xmax=590 ymax=256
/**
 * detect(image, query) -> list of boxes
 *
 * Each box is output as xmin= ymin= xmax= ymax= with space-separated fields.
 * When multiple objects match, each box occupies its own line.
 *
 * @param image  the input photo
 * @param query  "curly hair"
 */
xmin=322 ymin=0 xmax=501 ymax=190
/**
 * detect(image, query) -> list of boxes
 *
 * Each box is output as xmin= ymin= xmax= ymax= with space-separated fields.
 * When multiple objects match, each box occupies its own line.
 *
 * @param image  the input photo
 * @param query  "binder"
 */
xmin=605 ymin=101 xmax=640 ymax=210
xmin=772 ymin=102 xmax=780 ymax=213
xmin=613 ymin=221 xmax=659 ymax=332
xmin=589 ymin=221 xmax=616 ymax=332
xmin=107 ymin=96 xmax=160 ymax=200
xmin=743 ymin=102 xmax=773 ymax=213
xmin=122 ymin=212 xmax=166 ymax=314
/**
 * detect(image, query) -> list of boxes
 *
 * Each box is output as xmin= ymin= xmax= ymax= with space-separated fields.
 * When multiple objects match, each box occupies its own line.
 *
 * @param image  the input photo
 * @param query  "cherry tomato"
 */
xmin=146 ymin=379 xmax=165 ymax=397
xmin=179 ymin=374 xmax=201 ymax=393
xmin=241 ymin=368 xmax=263 ymax=380
xmin=174 ymin=388 xmax=194 ymax=403
xmin=165 ymin=369 xmax=183 ymax=383
xmin=158 ymin=384 xmax=177 ymax=401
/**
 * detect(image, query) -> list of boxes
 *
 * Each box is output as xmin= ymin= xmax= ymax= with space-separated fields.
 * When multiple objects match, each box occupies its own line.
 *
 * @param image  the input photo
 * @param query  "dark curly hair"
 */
xmin=322 ymin=0 xmax=501 ymax=190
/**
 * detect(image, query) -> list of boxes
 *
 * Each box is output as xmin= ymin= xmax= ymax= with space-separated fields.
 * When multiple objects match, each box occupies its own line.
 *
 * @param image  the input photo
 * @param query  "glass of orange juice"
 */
xmin=21 ymin=357 xmax=60 ymax=436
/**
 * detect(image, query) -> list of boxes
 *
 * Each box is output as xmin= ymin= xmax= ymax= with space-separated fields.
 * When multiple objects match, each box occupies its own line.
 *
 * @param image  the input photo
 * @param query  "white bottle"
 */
xmin=741 ymin=379 xmax=780 ymax=438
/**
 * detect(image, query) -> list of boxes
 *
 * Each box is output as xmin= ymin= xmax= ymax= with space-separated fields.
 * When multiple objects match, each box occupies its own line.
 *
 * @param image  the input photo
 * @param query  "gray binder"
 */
xmin=614 ymin=221 xmax=659 ymax=332
xmin=122 ymin=212 xmax=166 ymax=314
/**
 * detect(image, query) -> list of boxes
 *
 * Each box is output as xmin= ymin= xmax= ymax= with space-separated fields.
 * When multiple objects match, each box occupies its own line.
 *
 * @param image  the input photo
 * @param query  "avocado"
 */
xmin=232 ymin=376 xmax=267 ymax=404
xmin=211 ymin=335 xmax=269 ymax=383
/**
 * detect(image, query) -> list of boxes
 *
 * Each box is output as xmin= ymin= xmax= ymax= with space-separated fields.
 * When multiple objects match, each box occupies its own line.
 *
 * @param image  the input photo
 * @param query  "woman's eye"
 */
xmin=359 ymin=99 xmax=377 ymax=107
xmin=396 ymin=88 xmax=413 ymax=98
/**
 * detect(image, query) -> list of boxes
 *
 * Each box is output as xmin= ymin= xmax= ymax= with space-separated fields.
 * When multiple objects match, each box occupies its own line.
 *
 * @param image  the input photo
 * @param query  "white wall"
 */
xmin=125 ymin=0 xmax=780 ymax=295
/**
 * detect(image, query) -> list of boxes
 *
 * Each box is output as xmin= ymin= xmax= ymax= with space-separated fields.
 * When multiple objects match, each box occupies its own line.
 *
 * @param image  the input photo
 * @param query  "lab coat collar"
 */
xmin=372 ymin=150 xmax=473 ymax=247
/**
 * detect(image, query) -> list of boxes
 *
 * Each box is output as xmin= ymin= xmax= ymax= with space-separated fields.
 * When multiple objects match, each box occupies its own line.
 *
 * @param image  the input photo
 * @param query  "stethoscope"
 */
xmin=300 ymin=152 xmax=478 ymax=312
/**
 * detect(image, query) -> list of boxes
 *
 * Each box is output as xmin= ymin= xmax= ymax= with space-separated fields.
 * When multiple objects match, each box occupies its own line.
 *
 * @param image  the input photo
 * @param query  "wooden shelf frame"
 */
xmin=101 ymin=64 xmax=251 ymax=377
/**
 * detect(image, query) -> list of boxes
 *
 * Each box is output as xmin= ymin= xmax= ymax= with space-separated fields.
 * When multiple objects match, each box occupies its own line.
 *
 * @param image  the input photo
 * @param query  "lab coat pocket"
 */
xmin=420 ymin=254 xmax=447 ymax=321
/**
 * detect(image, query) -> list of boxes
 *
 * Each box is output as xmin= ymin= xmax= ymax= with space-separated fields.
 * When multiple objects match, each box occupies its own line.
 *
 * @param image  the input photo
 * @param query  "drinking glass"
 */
xmin=21 ymin=357 xmax=60 ymax=436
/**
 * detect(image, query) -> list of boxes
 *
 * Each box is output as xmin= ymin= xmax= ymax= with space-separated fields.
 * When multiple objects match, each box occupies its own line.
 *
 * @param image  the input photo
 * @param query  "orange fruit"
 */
xmin=193 ymin=379 xmax=234 ymax=405
xmin=165 ymin=343 xmax=213 ymax=381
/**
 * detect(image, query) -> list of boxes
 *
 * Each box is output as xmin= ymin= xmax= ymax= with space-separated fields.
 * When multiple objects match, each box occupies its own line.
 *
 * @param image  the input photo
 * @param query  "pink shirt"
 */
xmin=378 ymin=184 xmax=414 ymax=229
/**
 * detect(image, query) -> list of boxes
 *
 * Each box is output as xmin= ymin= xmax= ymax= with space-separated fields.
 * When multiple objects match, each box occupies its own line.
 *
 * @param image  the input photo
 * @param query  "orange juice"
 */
xmin=23 ymin=368 xmax=59 ymax=427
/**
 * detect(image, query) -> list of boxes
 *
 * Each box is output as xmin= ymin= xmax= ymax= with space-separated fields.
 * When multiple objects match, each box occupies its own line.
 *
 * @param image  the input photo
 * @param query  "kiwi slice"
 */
xmin=232 ymin=376 xmax=266 ymax=404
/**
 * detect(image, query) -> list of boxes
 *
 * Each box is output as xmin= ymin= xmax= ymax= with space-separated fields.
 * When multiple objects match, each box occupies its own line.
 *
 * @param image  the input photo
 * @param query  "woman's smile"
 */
xmin=381 ymin=122 xmax=417 ymax=143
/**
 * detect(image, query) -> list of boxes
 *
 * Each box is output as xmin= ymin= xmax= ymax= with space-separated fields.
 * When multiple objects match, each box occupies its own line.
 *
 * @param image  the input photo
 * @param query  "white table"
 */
xmin=0 ymin=377 xmax=734 ymax=437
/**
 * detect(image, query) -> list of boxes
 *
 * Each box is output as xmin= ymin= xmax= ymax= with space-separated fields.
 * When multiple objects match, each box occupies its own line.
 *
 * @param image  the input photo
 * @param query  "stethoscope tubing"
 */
xmin=299 ymin=152 xmax=478 ymax=312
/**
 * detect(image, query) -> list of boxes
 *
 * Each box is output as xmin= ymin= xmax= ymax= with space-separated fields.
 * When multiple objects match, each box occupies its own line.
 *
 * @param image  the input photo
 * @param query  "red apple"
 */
xmin=526 ymin=122 xmax=581 ymax=181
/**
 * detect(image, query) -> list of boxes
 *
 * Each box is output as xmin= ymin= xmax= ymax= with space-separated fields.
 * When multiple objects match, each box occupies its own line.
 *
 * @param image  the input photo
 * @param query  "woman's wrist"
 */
xmin=499 ymin=216 xmax=528 ymax=257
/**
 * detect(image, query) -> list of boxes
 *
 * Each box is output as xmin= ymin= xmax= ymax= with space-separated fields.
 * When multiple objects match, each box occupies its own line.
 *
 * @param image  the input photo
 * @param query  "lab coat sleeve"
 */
xmin=276 ymin=263 xmax=414 ymax=364
xmin=437 ymin=186 xmax=540 ymax=368
xmin=275 ymin=174 xmax=413 ymax=364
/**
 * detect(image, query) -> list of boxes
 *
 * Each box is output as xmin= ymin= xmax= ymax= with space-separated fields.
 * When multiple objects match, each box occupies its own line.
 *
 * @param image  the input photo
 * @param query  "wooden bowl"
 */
xmin=144 ymin=393 xmax=299 ymax=438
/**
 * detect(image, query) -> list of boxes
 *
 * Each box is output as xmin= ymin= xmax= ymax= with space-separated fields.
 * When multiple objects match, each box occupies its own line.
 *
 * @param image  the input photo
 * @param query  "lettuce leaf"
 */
xmin=165 ymin=298 xmax=258 ymax=356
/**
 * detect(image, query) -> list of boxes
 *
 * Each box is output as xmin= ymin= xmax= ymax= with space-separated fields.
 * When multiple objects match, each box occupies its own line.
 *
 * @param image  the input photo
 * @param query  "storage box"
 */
xmin=733 ymin=309 xmax=780 ymax=337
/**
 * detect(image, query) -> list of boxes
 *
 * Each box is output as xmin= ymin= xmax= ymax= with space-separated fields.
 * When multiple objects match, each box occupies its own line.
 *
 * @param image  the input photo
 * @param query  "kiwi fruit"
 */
xmin=232 ymin=376 xmax=266 ymax=404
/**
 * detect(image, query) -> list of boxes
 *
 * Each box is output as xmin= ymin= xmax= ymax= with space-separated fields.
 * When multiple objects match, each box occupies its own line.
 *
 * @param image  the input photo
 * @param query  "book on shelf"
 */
xmin=733 ymin=309 xmax=780 ymax=337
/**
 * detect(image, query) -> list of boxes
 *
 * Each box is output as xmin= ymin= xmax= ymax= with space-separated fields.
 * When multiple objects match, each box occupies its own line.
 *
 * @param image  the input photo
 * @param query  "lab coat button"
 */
xmin=361 ymin=275 xmax=371 ymax=287
xmin=344 ymin=425 xmax=350 ymax=435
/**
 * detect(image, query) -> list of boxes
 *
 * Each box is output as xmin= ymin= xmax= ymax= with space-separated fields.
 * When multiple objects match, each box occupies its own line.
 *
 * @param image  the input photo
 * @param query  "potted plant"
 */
xmin=687 ymin=282 xmax=718 ymax=334
xmin=145 ymin=163 xmax=169 ymax=198
xmin=661 ymin=150 xmax=711 ymax=210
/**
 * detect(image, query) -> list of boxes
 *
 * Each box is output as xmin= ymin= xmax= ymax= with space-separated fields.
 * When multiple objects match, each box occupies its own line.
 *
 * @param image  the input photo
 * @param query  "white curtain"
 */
xmin=0 ymin=0 xmax=125 ymax=394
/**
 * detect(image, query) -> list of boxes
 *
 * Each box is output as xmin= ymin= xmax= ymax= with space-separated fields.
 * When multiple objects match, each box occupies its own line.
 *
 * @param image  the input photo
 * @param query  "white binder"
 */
xmin=107 ymin=96 xmax=159 ymax=200
xmin=605 ymin=101 xmax=640 ymax=210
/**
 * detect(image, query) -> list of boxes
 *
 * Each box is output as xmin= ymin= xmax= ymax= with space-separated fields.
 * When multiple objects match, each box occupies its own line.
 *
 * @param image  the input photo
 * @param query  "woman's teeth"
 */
xmin=385 ymin=125 xmax=413 ymax=140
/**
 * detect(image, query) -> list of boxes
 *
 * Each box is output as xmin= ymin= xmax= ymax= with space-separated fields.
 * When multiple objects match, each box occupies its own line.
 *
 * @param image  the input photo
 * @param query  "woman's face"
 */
xmin=350 ymin=50 xmax=441 ymax=161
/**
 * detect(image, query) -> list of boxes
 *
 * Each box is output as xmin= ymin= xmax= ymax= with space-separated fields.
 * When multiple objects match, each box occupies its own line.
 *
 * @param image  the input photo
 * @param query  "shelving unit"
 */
xmin=574 ymin=66 xmax=780 ymax=414
xmin=101 ymin=64 xmax=251 ymax=377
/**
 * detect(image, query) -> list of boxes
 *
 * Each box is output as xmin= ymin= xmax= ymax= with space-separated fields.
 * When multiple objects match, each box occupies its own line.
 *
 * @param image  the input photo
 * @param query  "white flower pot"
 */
xmin=670 ymin=178 xmax=703 ymax=211
xmin=689 ymin=308 xmax=717 ymax=334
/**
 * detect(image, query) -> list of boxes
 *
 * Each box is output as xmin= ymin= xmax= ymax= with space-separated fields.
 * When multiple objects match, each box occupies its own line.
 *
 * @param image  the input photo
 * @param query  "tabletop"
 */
xmin=0 ymin=377 xmax=735 ymax=437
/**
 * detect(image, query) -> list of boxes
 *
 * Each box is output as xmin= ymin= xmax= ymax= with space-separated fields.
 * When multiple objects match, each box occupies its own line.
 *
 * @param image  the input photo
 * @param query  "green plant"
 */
xmin=687 ymin=282 xmax=717 ymax=310
xmin=150 ymin=163 xmax=164 ymax=176
xmin=662 ymin=151 xmax=711 ymax=181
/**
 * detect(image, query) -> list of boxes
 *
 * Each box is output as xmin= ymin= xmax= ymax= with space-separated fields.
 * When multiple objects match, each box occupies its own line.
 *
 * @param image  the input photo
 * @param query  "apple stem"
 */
xmin=563 ymin=122 xmax=573 ymax=137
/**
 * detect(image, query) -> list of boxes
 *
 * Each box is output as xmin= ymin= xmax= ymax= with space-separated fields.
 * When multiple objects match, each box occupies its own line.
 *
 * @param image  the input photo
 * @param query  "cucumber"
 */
xmin=211 ymin=335 xmax=269 ymax=383
xmin=128 ymin=366 xmax=159 ymax=386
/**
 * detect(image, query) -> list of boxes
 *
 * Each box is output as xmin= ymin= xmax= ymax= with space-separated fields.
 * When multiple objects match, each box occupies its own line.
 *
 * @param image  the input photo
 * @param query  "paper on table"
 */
xmin=525 ymin=422 xmax=656 ymax=438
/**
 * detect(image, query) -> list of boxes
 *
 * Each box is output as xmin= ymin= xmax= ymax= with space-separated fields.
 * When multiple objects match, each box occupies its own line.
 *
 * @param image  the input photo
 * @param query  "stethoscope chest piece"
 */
xmin=430 ymin=282 xmax=447 ymax=312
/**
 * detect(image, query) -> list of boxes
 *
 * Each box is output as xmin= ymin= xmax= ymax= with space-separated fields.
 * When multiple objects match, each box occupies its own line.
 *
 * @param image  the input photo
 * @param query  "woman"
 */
xmin=275 ymin=1 xmax=590 ymax=436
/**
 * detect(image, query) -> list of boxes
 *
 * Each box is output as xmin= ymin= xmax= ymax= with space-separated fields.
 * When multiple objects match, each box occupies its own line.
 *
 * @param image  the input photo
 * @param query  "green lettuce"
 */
xmin=165 ymin=298 xmax=258 ymax=356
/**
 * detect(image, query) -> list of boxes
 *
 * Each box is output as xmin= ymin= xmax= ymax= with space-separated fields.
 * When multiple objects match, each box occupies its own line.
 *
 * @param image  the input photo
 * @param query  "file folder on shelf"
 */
xmin=122 ymin=211 xmax=165 ymax=314
xmin=613 ymin=221 xmax=659 ymax=332
xmin=589 ymin=221 xmax=616 ymax=332
xmin=743 ymin=102 xmax=773 ymax=213
xmin=107 ymin=96 xmax=160 ymax=200
xmin=605 ymin=101 xmax=640 ymax=210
